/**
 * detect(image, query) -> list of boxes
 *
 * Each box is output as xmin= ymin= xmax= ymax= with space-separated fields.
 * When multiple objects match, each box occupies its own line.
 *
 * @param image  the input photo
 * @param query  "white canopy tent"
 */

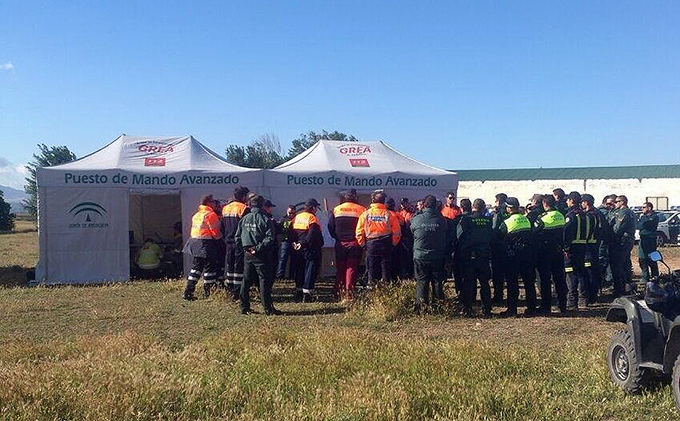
xmin=264 ymin=140 xmax=458 ymax=269
xmin=35 ymin=135 xmax=262 ymax=284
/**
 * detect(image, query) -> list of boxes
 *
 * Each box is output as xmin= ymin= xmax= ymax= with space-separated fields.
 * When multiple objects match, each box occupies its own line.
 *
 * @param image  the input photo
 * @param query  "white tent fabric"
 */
xmin=265 ymin=140 xmax=458 ymax=247
xmin=36 ymin=135 xmax=262 ymax=284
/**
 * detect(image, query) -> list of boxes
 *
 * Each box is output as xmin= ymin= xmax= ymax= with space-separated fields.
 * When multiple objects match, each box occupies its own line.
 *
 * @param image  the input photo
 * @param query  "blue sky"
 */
xmin=1 ymin=1 xmax=679 ymax=189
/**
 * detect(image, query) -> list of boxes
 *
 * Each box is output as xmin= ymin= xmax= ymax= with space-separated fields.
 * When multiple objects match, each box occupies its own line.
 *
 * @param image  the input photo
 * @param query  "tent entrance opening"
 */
xmin=129 ymin=192 xmax=183 ymax=279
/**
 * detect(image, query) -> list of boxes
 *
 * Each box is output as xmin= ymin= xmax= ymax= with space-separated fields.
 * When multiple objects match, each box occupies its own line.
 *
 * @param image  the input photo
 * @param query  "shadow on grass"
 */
xmin=0 ymin=266 xmax=31 ymax=288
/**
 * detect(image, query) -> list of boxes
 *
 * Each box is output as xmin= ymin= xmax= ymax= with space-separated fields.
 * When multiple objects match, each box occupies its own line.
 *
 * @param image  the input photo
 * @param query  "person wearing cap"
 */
xmin=276 ymin=205 xmax=297 ymax=279
xmin=235 ymin=195 xmax=280 ymax=315
xmin=563 ymin=191 xmax=593 ymax=309
xmin=356 ymin=191 xmax=402 ymax=287
xmin=490 ymin=193 xmax=509 ymax=305
xmin=410 ymin=195 xmax=455 ymax=313
xmin=441 ymin=191 xmax=462 ymax=220
xmin=636 ymin=201 xmax=660 ymax=284
xmin=498 ymin=196 xmax=537 ymax=317
xmin=610 ymin=195 xmax=636 ymax=297
xmin=328 ymin=189 xmax=366 ymax=300
xmin=290 ymin=198 xmax=325 ymax=302
xmin=456 ymin=198 xmax=493 ymax=317
xmin=221 ymin=186 xmax=250 ymax=300
xmin=581 ymin=194 xmax=606 ymax=303
xmin=533 ymin=195 xmax=568 ymax=314
xmin=399 ymin=198 xmax=415 ymax=278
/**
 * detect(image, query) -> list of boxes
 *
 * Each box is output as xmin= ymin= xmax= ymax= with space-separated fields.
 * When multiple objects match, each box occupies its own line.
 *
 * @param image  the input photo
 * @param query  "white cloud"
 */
xmin=0 ymin=62 xmax=14 ymax=71
xmin=0 ymin=158 xmax=28 ymax=189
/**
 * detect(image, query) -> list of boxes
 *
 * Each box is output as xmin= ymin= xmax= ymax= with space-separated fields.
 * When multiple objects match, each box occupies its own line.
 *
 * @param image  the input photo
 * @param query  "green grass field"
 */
xmin=1 ymin=222 xmax=680 ymax=420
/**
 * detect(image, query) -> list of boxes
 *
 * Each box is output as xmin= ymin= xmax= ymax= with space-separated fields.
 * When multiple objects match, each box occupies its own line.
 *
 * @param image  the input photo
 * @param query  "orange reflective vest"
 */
xmin=399 ymin=209 xmax=414 ymax=223
xmin=441 ymin=205 xmax=462 ymax=220
xmin=329 ymin=202 xmax=366 ymax=242
xmin=222 ymin=200 xmax=248 ymax=242
xmin=356 ymin=203 xmax=401 ymax=246
xmin=190 ymin=205 xmax=222 ymax=240
xmin=293 ymin=211 xmax=319 ymax=230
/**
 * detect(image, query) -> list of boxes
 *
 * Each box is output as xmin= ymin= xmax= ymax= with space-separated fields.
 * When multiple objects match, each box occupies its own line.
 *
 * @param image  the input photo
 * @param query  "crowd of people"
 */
xmin=182 ymin=185 xmax=660 ymax=317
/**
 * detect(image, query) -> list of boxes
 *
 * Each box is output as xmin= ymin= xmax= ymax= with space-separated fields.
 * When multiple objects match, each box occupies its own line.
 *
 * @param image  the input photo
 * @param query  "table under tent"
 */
xmin=35 ymin=135 xmax=262 ymax=284
xmin=262 ymin=139 xmax=458 ymax=275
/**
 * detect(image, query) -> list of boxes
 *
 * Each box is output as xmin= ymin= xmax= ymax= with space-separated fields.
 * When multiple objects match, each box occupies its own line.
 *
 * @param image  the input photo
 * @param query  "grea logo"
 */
xmin=338 ymin=143 xmax=372 ymax=156
xmin=68 ymin=201 xmax=109 ymax=229
xmin=136 ymin=141 xmax=175 ymax=155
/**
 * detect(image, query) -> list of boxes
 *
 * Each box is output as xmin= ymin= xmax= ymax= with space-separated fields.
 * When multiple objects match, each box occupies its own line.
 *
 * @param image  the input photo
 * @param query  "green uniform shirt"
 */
xmin=410 ymin=208 xmax=455 ymax=261
xmin=236 ymin=207 xmax=275 ymax=255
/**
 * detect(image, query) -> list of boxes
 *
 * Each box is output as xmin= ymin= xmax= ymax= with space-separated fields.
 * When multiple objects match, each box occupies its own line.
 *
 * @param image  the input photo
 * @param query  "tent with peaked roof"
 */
xmin=35 ymin=135 xmax=262 ymax=284
xmin=264 ymin=140 xmax=458 ymax=267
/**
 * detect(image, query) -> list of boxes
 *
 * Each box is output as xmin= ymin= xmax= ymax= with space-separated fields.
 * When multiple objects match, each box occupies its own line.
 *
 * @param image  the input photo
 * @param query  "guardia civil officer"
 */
xmin=356 ymin=191 xmax=401 ymax=287
xmin=457 ymin=198 xmax=493 ymax=317
xmin=490 ymin=193 xmax=509 ymax=304
xmin=499 ymin=197 xmax=537 ymax=317
xmin=451 ymin=199 xmax=472 ymax=296
xmin=290 ymin=198 xmax=325 ymax=303
xmin=183 ymin=195 xmax=223 ymax=300
xmin=533 ymin=195 xmax=567 ymax=314
xmin=581 ymin=194 xmax=606 ymax=303
xmin=328 ymin=189 xmax=365 ymax=300
xmin=637 ymin=201 xmax=660 ymax=283
xmin=222 ymin=186 xmax=250 ymax=300
xmin=410 ymin=195 xmax=455 ymax=313
xmin=236 ymin=195 xmax=280 ymax=315
xmin=610 ymin=195 xmax=636 ymax=297
xmin=597 ymin=195 xmax=617 ymax=291
xmin=563 ymin=191 xmax=593 ymax=309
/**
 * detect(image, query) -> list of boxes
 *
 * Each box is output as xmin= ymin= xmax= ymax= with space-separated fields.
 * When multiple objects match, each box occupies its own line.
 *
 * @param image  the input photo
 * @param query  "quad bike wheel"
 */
xmin=672 ymin=354 xmax=680 ymax=412
xmin=607 ymin=329 xmax=645 ymax=393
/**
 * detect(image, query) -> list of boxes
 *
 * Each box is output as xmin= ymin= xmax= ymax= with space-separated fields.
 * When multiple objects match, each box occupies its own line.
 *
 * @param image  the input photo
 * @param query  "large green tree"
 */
xmin=225 ymin=133 xmax=286 ymax=169
xmin=225 ymin=130 xmax=358 ymax=169
xmin=0 ymin=190 xmax=15 ymax=231
xmin=23 ymin=144 xmax=76 ymax=218
xmin=286 ymin=130 xmax=358 ymax=160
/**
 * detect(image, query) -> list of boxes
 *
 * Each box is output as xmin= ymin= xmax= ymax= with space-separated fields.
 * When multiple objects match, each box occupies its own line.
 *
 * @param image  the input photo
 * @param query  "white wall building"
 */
xmin=455 ymin=165 xmax=680 ymax=210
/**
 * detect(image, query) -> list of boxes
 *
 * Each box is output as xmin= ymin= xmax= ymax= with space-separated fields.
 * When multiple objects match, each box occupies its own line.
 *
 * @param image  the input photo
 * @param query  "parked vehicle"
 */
xmin=635 ymin=211 xmax=680 ymax=247
xmin=606 ymin=251 xmax=680 ymax=411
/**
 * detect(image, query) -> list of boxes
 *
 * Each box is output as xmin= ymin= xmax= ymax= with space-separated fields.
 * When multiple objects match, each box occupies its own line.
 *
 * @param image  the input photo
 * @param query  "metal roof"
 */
xmin=451 ymin=164 xmax=680 ymax=182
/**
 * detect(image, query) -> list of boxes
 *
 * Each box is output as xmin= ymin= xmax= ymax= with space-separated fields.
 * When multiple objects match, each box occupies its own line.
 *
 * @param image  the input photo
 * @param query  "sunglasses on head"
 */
xmin=615 ymin=200 xmax=623 ymax=203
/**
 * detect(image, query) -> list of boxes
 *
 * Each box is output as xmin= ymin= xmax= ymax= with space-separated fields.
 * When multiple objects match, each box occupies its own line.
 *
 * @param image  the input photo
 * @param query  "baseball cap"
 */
xmin=264 ymin=199 xmax=276 ymax=208
xmin=506 ymin=197 xmax=520 ymax=208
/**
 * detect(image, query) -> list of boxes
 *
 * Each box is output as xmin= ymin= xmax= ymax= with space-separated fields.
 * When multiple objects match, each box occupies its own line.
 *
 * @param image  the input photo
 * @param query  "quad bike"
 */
xmin=606 ymin=251 xmax=680 ymax=410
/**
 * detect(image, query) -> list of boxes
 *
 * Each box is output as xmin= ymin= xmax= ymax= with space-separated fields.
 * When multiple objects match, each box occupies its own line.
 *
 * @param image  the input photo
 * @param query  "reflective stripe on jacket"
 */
xmin=221 ymin=201 xmax=248 ymax=243
xmin=191 ymin=205 xmax=222 ymax=239
xmin=355 ymin=203 xmax=401 ymax=246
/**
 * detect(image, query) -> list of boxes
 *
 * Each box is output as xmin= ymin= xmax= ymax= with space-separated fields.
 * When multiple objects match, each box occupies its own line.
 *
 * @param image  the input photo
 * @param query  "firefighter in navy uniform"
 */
xmin=236 ymin=195 xmax=280 ymax=315
xmin=221 ymin=186 xmax=250 ymax=300
xmin=356 ymin=191 xmax=402 ymax=287
xmin=290 ymin=198 xmax=325 ymax=303
xmin=328 ymin=189 xmax=366 ymax=300
xmin=637 ymin=201 xmax=660 ymax=283
xmin=457 ymin=198 xmax=493 ymax=317
xmin=499 ymin=197 xmax=537 ymax=317
xmin=183 ymin=195 xmax=223 ymax=300
xmin=563 ymin=191 xmax=593 ymax=310
xmin=533 ymin=195 xmax=567 ymax=314
xmin=581 ymin=194 xmax=606 ymax=303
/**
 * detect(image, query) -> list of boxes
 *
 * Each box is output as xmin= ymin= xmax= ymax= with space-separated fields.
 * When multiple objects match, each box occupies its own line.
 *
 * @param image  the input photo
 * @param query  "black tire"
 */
xmin=672 ymin=354 xmax=680 ymax=412
xmin=657 ymin=232 xmax=667 ymax=248
xmin=607 ymin=329 xmax=645 ymax=394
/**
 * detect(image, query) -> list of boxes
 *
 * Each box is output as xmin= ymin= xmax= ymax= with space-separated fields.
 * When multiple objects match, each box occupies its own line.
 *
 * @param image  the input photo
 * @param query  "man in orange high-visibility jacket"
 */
xmin=290 ymin=198 xmax=325 ymax=303
xmin=356 ymin=191 xmax=401 ymax=287
xmin=328 ymin=189 xmax=365 ymax=300
xmin=183 ymin=195 xmax=223 ymax=300
xmin=441 ymin=191 xmax=462 ymax=220
xmin=221 ymin=186 xmax=250 ymax=300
